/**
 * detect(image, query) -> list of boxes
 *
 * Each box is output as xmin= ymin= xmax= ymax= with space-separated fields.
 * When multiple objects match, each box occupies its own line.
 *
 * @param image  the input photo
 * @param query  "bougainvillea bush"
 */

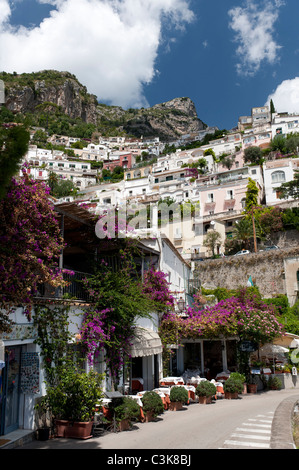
xmin=0 ymin=171 xmax=66 ymax=331
xmin=142 ymin=268 xmax=175 ymax=312
xmin=80 ymin=251 xmax=175 ymax=387
xmin=159 ymin=288 xmax=284 ymax=372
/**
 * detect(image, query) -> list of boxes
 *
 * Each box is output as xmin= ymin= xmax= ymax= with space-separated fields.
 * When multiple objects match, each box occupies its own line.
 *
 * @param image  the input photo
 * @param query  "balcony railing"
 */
xmin=35 ymin=270 xmax=91 ymax=302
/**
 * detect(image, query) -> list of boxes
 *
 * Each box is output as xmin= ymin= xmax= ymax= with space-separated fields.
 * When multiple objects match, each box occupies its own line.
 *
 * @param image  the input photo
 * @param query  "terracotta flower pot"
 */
xmin=198 ymin=396 xmax=212 ymax=404
xmin=55 ymin=419 xmax=69 ymax=437
xmin=118 ymin=419 xmax=130 ymax=431
xmin=169 ymin=401 xmax=183 ymax=411
xmin=224 ymin=392 xmax=239 ymax=399
xmin=65 ymin=421 xmax=93 ymax=439
xmin=145 ymin=411 xmax=155 ymax=422
xmin=247 ymin=384 xmax=257 ymax=393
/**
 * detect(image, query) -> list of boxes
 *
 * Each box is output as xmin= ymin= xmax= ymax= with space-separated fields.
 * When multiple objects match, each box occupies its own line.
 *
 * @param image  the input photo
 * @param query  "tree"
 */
xmin=270 ymin=134 xmax=286 ymax=153
xmin=244 ymin=146 xmax=263 ymax=165
xmin=0 ymin=170 xmax=66 ymax=331
xmin=270 ymin=99 xmax=276 ymax=116
xmin=203 ymin=230 xmax=222 ymax=257
xmin=0 ymin=125 xmax=30 ymax=200
xmin=278 ymin=170 xmax=299 ymax=200
xmin=245 ymin=178 xmax=259 ymax=211
xmin=231 ymin=218 xmax=253 ymax=250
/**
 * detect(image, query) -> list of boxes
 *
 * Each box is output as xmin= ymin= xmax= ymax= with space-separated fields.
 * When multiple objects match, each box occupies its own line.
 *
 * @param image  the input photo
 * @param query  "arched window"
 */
xmin=271 ymin=170 xmax=285 ymax=184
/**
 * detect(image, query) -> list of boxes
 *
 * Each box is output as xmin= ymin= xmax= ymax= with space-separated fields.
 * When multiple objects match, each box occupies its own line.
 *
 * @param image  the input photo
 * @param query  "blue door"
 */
xmin=0 ymin=346 xmax=21 ymax=435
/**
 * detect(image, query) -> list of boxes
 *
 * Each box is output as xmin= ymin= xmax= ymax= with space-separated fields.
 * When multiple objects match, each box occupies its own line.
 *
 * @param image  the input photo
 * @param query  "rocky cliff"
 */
xmin=2 ymin=70 xmax=99 ymax=124
xmin=1 ymin=70 xmax=206 ymax=140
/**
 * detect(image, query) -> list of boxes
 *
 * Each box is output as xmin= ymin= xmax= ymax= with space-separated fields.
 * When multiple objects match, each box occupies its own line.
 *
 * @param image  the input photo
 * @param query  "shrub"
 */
xmin=169 ymin=386 xmax=189 ymax=404
xmin=223 ymin=377 xmax=243 ymax=394
xmin=111 ymin=397 xmax=141 ymax=423
xmin=141 ymin=391 xmax=164 ymax=417
xmin=196 ymin=381 xmax=217 ymax=397
xmin=230 ymin=372 xmax=246 ymax=383
xmin=267 ymin=376 xmax=282 ymax=390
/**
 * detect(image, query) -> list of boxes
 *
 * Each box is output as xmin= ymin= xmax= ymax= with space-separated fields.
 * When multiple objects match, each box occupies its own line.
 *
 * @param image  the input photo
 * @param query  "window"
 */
xmin=207 ymin=193 xmax=214 ymax=203
xmin=271 ymin=171 xmax=285 ymax=184
xmin=226 ymin=190 xmax=234 ymax=199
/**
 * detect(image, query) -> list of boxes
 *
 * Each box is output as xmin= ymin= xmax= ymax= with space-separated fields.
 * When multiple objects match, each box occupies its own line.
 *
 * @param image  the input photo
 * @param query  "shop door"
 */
xmin=0 ymin=346 xmax=22 ymax=435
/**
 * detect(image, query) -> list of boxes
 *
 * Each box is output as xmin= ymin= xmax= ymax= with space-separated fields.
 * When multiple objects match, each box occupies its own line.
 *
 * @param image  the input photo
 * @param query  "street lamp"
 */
xmin=177 ymin=297 xmax=186 ymax=313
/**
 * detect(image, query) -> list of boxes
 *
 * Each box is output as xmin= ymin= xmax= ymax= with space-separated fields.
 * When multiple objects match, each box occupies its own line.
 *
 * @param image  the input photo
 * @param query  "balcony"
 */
xmin=35 ymin=270 xmax=92 ymax=303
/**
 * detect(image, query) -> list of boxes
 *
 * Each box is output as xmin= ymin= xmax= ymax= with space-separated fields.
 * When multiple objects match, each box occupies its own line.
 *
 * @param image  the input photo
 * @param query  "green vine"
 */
xmin=33 ymin=304 xmax=76 ymax=386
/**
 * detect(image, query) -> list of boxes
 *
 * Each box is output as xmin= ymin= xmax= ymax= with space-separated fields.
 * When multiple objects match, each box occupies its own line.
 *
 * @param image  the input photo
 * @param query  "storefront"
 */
xmin=169 ymin=338 xmax=238 ymax=379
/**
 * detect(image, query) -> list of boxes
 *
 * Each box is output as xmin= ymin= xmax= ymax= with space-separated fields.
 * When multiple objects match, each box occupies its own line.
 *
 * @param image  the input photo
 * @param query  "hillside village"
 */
xmin=23 ymin=104 xmax=299 ymax=260
xmin=1 ymin=85 xmax=299 ymax=446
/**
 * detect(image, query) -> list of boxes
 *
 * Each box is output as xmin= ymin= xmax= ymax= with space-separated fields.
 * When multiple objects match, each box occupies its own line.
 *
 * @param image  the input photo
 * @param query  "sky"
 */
xmin=1 ymin=0 xmax=299 ymax=130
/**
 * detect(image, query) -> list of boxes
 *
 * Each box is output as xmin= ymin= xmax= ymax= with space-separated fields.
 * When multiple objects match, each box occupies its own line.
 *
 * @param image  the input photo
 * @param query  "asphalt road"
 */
xmin=19 ymin=388 xmax=299 ymax=450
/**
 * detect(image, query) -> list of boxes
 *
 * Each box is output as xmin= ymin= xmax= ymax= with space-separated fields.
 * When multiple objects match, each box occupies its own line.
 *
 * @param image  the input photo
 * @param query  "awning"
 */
xmin=290 ymin=338 xmax=299 ymax=348
xmin=129 ymin=327 xmax=162 ymax=358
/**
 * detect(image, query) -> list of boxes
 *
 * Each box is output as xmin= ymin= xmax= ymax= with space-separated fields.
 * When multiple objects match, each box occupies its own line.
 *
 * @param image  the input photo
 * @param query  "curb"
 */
xmin=270 ymin=395 xmax=299 ymax=449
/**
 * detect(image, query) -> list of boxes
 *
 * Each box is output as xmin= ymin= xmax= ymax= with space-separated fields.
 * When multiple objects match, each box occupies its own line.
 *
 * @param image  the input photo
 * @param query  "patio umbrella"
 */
xmin=259 ymin=344 xmax=289 ymax=368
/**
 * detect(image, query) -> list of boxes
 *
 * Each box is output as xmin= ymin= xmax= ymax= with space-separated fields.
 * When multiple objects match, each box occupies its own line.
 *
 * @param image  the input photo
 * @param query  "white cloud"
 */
xmin=0 ymin=0 xmax=194 ymax=108
xmin=265 ymin=78 xmax=299 ymax=114
xmin=228 ymin=0 xmax=284 ymax=76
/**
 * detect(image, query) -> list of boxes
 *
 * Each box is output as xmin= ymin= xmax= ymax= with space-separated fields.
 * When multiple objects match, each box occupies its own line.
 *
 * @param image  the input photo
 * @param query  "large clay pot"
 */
xmin=224 ymin=392 xmax=239 ymax=399
xmin=169 ymin=401 xmax=183 ymax=411
xmin=145 ymin=411 xmax=155 ymax=422
xmin=247 ymin=384 xmax=257 ymax=393
xmin=198 ymin=396 xmax=212 ymax=404
xmin=55 ymin=419 xmax=69 ymax=437
xmin=118 ymin=419 xmax=130 ymax=431
xmin=65 ymin=421 xmax=93 ymax=439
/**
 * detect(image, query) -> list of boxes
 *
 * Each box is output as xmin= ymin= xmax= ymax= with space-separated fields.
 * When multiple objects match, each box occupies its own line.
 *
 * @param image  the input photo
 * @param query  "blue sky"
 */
xmin=1 ymin=0 xmax=299 ymax=131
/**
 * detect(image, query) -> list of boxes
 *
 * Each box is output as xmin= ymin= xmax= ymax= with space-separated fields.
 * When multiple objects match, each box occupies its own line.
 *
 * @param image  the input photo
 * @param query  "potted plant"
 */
xmin=169 ymin=386 xmax=189 ymax=410
xmin=111 ymin=397 xmax=141 ymax=431
xmin=46 ymin=369 xmax=104 ymax=439
xmin=141 ymin=391 xmax=164 ymax=422
xmin=223 ymin=377 xmax=243 ymax=399
xmin=267 ymin=376 xmax=282 ymax=390
xmin=246 ymin=374 xmax=258 ymax=393
xmin=195 ymin=381 xmax=216 ymax=404
xmin=34 ymin=396 xmax=51 ymax=441
xmin=230 ymin=372 xmax=247 ymax=394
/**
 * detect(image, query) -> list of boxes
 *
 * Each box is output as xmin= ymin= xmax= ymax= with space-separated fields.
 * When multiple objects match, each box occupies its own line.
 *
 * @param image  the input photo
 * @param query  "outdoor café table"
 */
xmin=101 ymin=398 xmax=112 ymax=420
xmin=128 ymin=395 xmax=145 ymax=421
xmin=160 ymin=376 xmax=184 ymax=386
xmin=171 ymin=384 xmax=196 ymax=402
xmin=152 ymin=387 xmax=171 ymax=410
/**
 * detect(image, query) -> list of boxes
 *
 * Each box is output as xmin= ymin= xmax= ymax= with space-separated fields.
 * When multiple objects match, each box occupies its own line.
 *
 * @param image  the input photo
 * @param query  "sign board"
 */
xmin=238 ymin=340 xmax=257 ymax=352
xmin=104 ymin=391 xmax=124 ymax=399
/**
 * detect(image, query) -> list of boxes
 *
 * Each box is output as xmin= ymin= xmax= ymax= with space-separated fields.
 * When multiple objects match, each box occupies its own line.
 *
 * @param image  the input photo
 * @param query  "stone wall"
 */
xmin=194 ymin=245 xmax=299 ymax=302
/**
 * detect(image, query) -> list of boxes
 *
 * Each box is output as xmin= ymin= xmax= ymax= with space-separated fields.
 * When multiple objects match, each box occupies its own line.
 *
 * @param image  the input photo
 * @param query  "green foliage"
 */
xmin=47 ymin=172 xmax=78 ymax=198
xmin=141 ymin=391 xmax=164 ymax=417
xmin=282 ymin=207 xmax=299 ymax=230
xmin=45 ymin=367 xmax=104 ymax=422
xmin=267 ymin=376 xmax=282 ymax=390
xmin=263 ymin=295 xmax=289 ymax=316
xmin=244 ymin=146 xmax=263 ymax=165
xmin=33 ymin=305 xmax=74 ymax=386
xmin=203 ymin=230 xmax=222 ymax=257
xmin=229 ymin=372 xmax=246 ymax=383
xmin=223 ymin=377 xmax=243 ymax=394
xmin=0 ymin=125 xmax=30 ymax=199
xmin=278 ymin=170 xmax=299 ymax=200
xmin=109 ymin=397 xmax=141 ymax=423
xmin=245 ymin=178 xmax=259 ymax=211
xmin=195 ymin=381 xmax=217 ymax=397
xmin=169 ymin=386 xmax=189 ymax=403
